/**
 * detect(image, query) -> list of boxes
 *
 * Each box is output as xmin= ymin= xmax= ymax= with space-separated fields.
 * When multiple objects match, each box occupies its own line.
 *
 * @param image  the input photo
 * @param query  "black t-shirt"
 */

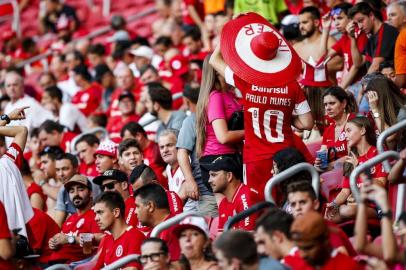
xmin=43 ymin=4 xmax=79 ymax=33
xmin=362 ymin=23 xmax=398 ymax=69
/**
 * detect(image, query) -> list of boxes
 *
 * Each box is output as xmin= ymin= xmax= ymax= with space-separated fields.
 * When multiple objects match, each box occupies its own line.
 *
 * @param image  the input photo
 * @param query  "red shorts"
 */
xmin=245 ymin=158 xmax=274 ymax=201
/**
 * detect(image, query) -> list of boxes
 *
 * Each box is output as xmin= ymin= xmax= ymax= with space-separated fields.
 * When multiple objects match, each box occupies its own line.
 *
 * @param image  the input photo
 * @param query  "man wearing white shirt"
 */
xmin=4 ymin=71 xmax=54 ymax=146
xmin=41 ymin=86 xmax=88 ymax=132
xmin=158 ymin=129 xmax=197 ymax=212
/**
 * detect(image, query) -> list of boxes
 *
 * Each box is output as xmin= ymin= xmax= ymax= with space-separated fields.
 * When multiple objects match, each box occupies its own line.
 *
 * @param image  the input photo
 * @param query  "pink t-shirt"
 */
xmin=203 ymin=90 xmax=242 ymax=156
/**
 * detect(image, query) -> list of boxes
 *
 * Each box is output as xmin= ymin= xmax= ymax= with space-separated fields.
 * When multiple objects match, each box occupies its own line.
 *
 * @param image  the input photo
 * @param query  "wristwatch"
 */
xmin=380 ymin=210 xmax=392 ymax=220
xmin=0 ymin=114 xmax=10 ymax=124
xmin=67 ymin=234 xmax=76 ymax=244
xmin=372 ymin=112 xmax=380 ymax=118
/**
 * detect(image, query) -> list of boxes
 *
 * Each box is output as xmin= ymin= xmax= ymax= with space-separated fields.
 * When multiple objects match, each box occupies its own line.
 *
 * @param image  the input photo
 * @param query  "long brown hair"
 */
xmin=365 ymin=77 xmax=406 ymax=129
xmin=196 ymin=55 xmax=224 ymax=157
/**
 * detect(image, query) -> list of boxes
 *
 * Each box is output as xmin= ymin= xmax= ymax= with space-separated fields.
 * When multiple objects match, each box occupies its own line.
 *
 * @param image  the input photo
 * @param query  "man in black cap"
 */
xmin=204 ymin=156 xmax=260 ymax=233
xmin=106 ymin=91 xmax=140 ymax=140
xmin=93 ymin=169 xmax=138 ymax=228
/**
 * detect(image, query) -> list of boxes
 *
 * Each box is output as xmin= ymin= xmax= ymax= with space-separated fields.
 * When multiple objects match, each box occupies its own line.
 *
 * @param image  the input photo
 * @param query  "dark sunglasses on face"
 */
xmin=102 ymin=181 xmax=117 ymax=191
xmin=139 ymin=252 xmax=166 ymax=264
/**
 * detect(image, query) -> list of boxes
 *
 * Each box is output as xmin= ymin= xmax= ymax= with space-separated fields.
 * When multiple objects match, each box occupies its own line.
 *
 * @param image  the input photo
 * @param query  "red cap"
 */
xmin=2 ymin=29 xmax=16 ymax=41
xmin=94 ymin=140 xmax=118 ymax=158
xmin=169 ymin=55 xmax=189 ymax=77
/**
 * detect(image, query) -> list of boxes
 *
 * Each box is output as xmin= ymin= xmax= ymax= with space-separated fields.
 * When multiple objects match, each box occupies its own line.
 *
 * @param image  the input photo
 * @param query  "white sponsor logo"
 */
xmin=116 ymin=245 xmax=123 ymax=257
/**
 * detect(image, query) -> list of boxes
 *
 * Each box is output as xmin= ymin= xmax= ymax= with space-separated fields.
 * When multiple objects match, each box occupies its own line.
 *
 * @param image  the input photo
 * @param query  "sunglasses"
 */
xmin=330 ymin=8 xmax=342 ymax=16
xmin=102 ymin=181 xmax=117 ymax=191
xmin=139 ymin=252 xmax=166 ymax=264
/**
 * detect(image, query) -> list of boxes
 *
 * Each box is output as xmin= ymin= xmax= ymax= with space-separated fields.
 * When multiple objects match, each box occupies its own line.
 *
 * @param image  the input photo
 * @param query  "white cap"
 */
xmin=129 ymin=45 xmax=154 ymax=60
xmin=173 ymin=216 xmax=210 ymax=238
xmin=281 ymin=15 xmax=299 ymax=26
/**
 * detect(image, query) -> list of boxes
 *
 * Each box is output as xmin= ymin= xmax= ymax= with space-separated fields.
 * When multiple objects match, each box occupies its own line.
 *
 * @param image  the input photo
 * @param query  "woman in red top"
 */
xmin=315 ymin=87 xmax=357 ymax=171
xmin=325 ymin=116 xmax=387 ymax=223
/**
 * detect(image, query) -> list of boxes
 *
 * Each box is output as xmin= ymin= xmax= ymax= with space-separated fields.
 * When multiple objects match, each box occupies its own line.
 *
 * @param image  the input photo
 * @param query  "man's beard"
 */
xmin=301 ymin=27 xmax=316 ymax=38
xmin=72 ymin=195 xmax=90 ymax=210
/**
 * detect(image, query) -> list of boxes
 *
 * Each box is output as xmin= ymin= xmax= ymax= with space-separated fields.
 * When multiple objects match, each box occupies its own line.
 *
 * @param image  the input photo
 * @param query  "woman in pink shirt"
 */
xmin=196 ymin=56 xmax=244 ymax=191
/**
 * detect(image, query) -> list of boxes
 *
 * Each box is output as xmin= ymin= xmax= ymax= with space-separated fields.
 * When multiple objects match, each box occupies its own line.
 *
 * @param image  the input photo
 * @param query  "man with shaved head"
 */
xmin=4 ymin=70 xmax=54 ymax=145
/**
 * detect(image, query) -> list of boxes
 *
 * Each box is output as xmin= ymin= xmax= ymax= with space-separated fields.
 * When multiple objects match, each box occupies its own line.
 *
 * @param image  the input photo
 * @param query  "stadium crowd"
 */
xmin=0 ymin=0 xmax=406 ymax=269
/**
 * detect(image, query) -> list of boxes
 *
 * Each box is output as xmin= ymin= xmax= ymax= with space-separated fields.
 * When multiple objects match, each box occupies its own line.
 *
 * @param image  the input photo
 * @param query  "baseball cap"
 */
xmin=94 ymin=140 xmax=118 ymax=158
xmin=173 ymin=216 xmax=209 ymax=238
xmin=169 ymin=55 xmax=189 ymax=77
xmin=2 ymin=29 xmax=16 ymax=41
xmin=129 ymin=164 xmax=148 ymax=184
xmin=200 ymin=156 xmax=240 ymax=176
xmin=290 ymin=211 xmax=329 ymax=242
xmin=93 ymin=169 xmax=128 ymax=186
xmin=64 ymin=174 xmax=92 ymax=191
xmin=130 ymin=46 xmax=154 ymax=60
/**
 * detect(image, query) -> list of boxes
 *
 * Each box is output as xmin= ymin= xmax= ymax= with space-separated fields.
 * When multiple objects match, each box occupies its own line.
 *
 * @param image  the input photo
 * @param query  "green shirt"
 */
xmin=234 ymin=0 xmax=287 ymax=24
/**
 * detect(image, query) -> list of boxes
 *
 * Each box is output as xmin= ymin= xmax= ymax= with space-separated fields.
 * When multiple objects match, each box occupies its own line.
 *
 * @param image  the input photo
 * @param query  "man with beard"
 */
xmin=144 ymin=82 xmax=186 ymax=141
xmin=48 ymin=174 xmax=102 ymax=264
xmin=285 ymin=211 xmax=361 ymax=270
xmin=293 ymin=7 xmax=341 ymax=75
xmin=93 ymin=192 xmax=145 ymax=270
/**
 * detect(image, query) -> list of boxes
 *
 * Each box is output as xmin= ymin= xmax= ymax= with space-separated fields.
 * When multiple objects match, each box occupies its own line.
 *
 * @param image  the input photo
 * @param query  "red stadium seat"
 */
xmin=320 ymin=168 xmax=343 ymax=202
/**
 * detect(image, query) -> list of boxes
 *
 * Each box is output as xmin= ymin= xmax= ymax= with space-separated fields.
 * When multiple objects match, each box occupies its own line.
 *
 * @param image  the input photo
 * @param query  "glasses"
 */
xmin=330 ymin=8 xmax=342 ymax=16
xmin=139 ymin=252 xmax=166 ymax=264
xmin=102 ymin=181 xmax=117 ymax=191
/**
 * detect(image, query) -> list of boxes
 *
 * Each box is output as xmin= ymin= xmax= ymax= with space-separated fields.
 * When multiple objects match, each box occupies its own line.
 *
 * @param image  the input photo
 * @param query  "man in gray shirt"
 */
xmin=176 ymin=85 xmax=218 ymax=217
xmin=144 ymin=82 xmax=186 ymax=140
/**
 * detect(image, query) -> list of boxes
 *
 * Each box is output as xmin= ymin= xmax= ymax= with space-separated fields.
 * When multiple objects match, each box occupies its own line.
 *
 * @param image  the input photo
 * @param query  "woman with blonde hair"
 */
xmin=196 ymin=55 xmax=244 ymax=190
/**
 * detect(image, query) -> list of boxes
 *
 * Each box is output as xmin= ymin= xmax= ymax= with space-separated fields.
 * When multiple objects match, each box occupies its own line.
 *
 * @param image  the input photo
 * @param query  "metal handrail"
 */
xmin=0 ymin=0 xmax=20 ymax=37
xmin=224 ymin=201 xmax=274 ymax=231
xmin=150 ymin=211 xmax=204 ymax=237
xmin=15 ymin=6 xmax=157 ymax=69
xmin=101 ymin=254 xmax=140 ymax=270
xmin=102 ymin=0 xmax=110 ymax=17
xmin=264 ymin=162 xmax=320 ymax=204
xmin=396 ymin=184 xmax=405 ymax=221
xmin=377 ymin=119 xmax=406 ymax=172
xmin=350 ymin=151 xmax=400 ymax=203
xmin=45 ymin=264 xmax=71 ymax=270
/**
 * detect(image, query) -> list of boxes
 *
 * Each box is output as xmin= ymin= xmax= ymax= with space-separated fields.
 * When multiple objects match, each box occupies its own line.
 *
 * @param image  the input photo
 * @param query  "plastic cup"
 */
xmin=317 ymin=149 xmax=328 ymax=169
xmin=80 ymin=233 xmax=93 ymax=255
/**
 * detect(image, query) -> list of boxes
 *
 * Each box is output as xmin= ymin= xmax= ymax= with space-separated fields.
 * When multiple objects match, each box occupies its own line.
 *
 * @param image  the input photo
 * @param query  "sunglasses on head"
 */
xmin=330 ymin=8 xmax=342 ymax=16
xmin=102 ymin=181 xmax=117 ymax=191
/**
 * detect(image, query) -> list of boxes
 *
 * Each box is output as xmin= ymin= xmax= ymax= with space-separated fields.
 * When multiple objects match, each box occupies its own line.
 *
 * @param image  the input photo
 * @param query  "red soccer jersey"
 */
xmin=166 ymin=190 xmax=183 ymax=215
xmin=27 ymin=208 xmax=61 ymax=264
xmin=322 ymin=113 xmax=356 ymax=160
xmin=332 ymin=33 xmax=368 ymax=74
xmin=79 ymin=162 xmax=99 ymax=178
xmin=71 ymin=83 xmax=103 ymax=116
xmin=124 ymin=196 xmax=151 ymax=234
xmin=106 ymin=115 xmax=141 ymax=140
xmin=326 ymin=221 xmax=357 ymax=257
xmin=108 ymin=84 xmax=141 ymax=117
xmin=218 ymin=184 xmax=260 ymax=232
xmin=284 ymin=250 xmax=362 ymax=270
xmin=181 ymin=0 xmax=205 ymax=26
xmin=147 ymin=214 xmax=181 ymax=261
xmin=225 ymin=68 xmax=311 ymax=163
xmin=49 ymin=208 xmax=101 ymax=263
xmin=60 ymin=131 xmax=78 ymax=153
xmin=342 ymin=146 xmax=388 ymax=189
xmin=93 ymin=226 xmax=145 ymax=270
xmin=0 ymin=202 xmax=13 ymax=270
